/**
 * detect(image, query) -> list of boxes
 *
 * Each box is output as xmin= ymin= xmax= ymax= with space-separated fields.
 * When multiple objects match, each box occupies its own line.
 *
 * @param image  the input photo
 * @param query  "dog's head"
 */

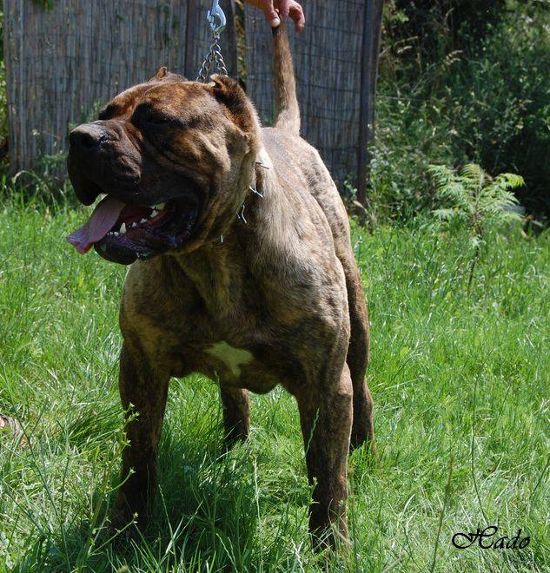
xmin=67 ymin=68 xmax=261 ymax=264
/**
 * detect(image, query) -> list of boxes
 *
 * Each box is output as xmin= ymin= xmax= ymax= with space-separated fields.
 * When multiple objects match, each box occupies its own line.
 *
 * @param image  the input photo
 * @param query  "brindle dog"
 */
xmin=67 ymin=25 xmax=375 ymax=546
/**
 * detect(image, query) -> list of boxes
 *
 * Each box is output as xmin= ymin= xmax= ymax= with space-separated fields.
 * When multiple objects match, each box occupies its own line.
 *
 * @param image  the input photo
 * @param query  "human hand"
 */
xmin=245 ymin=0 xmax=305 ymax=32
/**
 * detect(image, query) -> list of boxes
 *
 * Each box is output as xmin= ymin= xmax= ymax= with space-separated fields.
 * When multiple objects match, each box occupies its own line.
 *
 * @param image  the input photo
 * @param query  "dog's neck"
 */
xmin=169 ymin=149 xmax=276 ymax=316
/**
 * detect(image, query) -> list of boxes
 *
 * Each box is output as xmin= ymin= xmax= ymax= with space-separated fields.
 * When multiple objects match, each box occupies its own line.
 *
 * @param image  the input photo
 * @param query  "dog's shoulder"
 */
xmin=261 ymin=127 xmax=352 ymax=255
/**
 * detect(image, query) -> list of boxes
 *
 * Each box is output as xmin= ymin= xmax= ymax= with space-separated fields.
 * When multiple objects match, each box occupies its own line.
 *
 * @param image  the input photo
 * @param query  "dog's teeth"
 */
xmin=140 ymin=218 xmax=147 ymax=224
xmin=114 ymin=232 xmax=119 ymax=237
xmin=131 ymin=222 xmax=138 ymax=228
xmin=150 ymin=209 xmax=159 ymax=218
xmin=120 ymin=223 xmax=127 ymax=234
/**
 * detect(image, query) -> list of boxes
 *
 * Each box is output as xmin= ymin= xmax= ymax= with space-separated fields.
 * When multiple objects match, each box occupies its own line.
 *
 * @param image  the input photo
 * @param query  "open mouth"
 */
xmin=67 ymin=195 xmax=199 ymax=265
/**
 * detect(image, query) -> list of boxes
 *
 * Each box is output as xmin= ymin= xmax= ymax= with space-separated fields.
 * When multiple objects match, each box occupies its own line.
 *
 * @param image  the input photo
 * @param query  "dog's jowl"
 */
xmin=67 ymin=25 xmax=375 ymax=547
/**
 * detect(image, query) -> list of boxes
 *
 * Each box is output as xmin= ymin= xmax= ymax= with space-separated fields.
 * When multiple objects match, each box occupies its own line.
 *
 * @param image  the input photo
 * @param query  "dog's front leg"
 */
xmin=296 ymin=363 xmax=353 ymax=549
xmin=112 ymin=341 xmax=170 ymax=529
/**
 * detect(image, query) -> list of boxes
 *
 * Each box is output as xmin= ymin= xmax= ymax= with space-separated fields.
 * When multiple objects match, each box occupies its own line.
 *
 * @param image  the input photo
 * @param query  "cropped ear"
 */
xmin=209 ymin=74 xmax=261 ymax=146
xmin=155 ymin=66 xmax=168 ymax=79
xmin=149 ymin=66 xmax=187 ymax=83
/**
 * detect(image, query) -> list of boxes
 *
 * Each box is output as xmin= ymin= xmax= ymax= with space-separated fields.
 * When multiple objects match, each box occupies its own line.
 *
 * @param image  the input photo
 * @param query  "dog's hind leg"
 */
xmin=220 ymin=387 xmax=250 ymax=449
xmin=342 ymin=259 xmax=375 ymax=452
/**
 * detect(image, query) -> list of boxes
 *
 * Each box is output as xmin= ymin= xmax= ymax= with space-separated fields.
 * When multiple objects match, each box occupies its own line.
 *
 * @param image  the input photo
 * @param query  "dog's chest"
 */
xmin=169 ymin=330 xmax=288 ymax=393
xmin=205 ymin=341 xmax=254 ymax=378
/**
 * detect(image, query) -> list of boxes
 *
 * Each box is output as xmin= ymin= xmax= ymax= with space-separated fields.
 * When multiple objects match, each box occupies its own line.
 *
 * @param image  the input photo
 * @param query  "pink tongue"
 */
xmin=67 ymin=196 xmax=126 ymax=254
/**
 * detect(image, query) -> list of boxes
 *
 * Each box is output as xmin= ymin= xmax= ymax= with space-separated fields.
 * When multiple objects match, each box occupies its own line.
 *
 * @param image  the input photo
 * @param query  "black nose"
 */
xmin=69 ymin=124 xmax=108 ymax=150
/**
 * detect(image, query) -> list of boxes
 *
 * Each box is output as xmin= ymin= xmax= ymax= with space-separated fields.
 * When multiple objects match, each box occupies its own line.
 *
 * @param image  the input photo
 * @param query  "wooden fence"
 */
xmin=4 ymin=0 xmax=382 ymax=193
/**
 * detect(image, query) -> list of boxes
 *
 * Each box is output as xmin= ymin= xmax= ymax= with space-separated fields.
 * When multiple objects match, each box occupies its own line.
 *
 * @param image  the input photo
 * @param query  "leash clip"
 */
xmin=207 ymin=0 xmax=226 ymax=35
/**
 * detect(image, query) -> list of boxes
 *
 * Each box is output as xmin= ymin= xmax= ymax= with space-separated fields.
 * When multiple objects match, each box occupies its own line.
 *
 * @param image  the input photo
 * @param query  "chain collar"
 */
xmin=219 ymin=159 xmax=270 ymax=244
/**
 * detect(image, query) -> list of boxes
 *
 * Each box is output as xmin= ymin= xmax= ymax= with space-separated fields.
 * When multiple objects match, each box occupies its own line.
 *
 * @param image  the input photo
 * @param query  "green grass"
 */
xmin=0 ymin=196 xmax=548 ymax=572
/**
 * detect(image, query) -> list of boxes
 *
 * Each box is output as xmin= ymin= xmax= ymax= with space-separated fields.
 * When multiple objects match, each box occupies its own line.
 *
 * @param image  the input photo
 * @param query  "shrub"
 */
xmin=372 ymin=0 xmax=549 ymax=224
xmin=428 ymin=162 xmax=524 ymax=290
xmin=447 ymin=7 xmax=550 ymax=220
xmin=368 ymin=79 xmax=460 ymax=223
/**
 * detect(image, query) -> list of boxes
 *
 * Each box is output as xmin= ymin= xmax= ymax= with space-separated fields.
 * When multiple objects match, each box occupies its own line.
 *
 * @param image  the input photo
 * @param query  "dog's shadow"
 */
xmin=12 ymin=386 xmax=261 ymax=572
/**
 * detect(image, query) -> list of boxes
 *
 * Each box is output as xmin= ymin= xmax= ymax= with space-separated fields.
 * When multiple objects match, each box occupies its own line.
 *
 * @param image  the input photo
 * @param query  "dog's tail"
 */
xmin=272 ymin=24 xmax=300 ymax=135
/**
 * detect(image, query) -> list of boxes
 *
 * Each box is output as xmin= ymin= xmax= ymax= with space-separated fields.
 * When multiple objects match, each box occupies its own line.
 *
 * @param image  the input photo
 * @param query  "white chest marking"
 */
xmin=206 ymin=342 xmax=254 ymax=377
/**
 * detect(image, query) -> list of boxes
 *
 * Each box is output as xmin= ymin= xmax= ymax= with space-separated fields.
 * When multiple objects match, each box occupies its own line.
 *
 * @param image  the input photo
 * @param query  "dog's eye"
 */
xmin=98 ymin=104 xmax=119 ymax=120
xmin=132 ymin=105 xmax=175 ymax=127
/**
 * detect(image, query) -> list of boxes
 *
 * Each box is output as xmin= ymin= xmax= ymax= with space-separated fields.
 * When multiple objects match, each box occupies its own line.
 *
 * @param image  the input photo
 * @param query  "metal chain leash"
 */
xmin=195 ymin=0 xmax=265 ymax=244
xmin=196 ymin=0 xmax=228 ymax=81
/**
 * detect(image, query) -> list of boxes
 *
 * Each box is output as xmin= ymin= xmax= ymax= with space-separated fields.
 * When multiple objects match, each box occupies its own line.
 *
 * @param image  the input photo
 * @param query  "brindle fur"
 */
xmin=70 ymin=25 xmax=374 ymax=547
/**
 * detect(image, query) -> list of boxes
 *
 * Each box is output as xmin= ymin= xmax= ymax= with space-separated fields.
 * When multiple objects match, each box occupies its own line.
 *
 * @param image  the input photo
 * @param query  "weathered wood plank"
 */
xmin=357 ymin=0 xmax=384 ymax=204
xmin=5 ymin=0 xmax=380 ymax=194
xmin=4 ymin=0 xmax=190 ymax=171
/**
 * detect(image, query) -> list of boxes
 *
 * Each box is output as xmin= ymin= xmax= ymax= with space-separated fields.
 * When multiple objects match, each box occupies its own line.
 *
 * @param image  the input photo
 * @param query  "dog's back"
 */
xmin=266 ymin=24 xmax=374 ymax=449
xmin=266 ymin=24 xmax=352 ymax=249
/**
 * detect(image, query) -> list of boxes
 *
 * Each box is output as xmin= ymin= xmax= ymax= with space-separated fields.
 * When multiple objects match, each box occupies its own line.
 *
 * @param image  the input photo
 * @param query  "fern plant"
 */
xmin=428 ymin=163 xmax=524 ymax=291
